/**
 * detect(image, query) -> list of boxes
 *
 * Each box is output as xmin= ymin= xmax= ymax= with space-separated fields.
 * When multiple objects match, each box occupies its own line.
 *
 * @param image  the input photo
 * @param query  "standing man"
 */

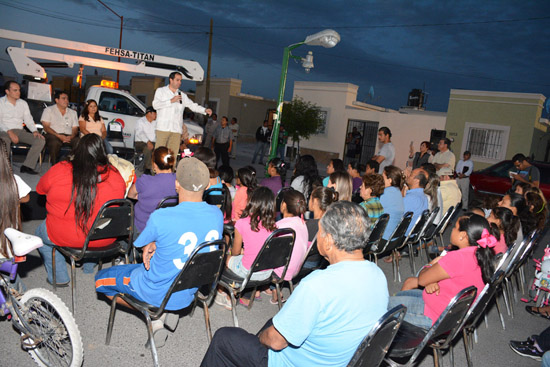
xmin=0 ymin=81 xmax=45 ymax=174
xmin=95 ymin=157 xmax=223 ymax=347
xmin=134 ymin=106 xmax=157 ymax=174
xmin=403 ymin=168 xmax=429 ymax=234
xmin=433 ymin=138 xmax=456 ymax=177
xmin=511 ymin=153 xmax=540 ymax=188
xmin=212 ymin=116 xmax=233 ymax=167
xmin=277 ymin=125 xmax=288 ymax=160
xmin=229 ymin=117 xmax=239 ymax=159
xmin=200 ymin=201 xmax=389 ymax=367
xmin=455 ymin=150 xmax=474 ymax=210
xmin=204 ymin=113 xmax=218 ymax=149
xmin=372 ymin=127 xmax=395 ymax=174
xmin=40 ymin=90 xmax=79 ymax=164
xmin=152 ymin=72 xmax=212 ymax=158
xmin=251 ymin=120 xmax=270 ymax=165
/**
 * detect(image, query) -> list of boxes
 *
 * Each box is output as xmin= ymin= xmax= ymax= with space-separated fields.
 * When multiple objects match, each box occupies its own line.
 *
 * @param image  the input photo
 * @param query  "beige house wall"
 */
xmin=445 ymin=89 xmax=547 ymax=170
xmin=293 ymin=81 xmax=446 ymax=166
xmin=130 ymin=76 xmax=165 ymax=106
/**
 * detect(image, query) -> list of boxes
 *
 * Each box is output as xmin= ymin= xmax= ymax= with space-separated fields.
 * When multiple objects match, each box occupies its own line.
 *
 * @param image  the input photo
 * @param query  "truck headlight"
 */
xmin=189 ymin=134 xmax=202 ymax=145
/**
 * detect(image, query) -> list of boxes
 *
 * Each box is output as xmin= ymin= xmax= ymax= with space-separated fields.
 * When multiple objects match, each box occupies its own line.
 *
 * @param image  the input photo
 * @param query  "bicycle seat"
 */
xmin=4 ymin=228 xmax=43 ymax=257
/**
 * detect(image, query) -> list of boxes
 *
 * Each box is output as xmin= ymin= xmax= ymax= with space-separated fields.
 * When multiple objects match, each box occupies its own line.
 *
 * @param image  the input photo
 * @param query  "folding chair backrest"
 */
xmin=502 ymin=232 xmax=535 ymax=279
xmin=367 ymin=214 xmax=390 ymax=249
xmin=436 ymin=205 xmax=456 ymax=236
xmin=159 ymin=240 xmax=226 ymax=312
xmin=347 ymin=305 xmax=407 ymax=367
xmin=86 ymin=199 xmax=134 ymax=244
xmin=405 ymin=210 xmax=429 ymax=244
xmin=424 ymin=206 xmax=454 ymax=241
xmin=420 ymin=207 xmax=440 ymax=238
xmin=512 ymin=230 xmax=540 ymax=274
xmin=156 ymin=195 xmax=178 ymax=210
xmin=240 ymin=228 xmax=295 ymax=291
xmin=418 ymin=286 xmax=477 ymax=356
xmin=203 ymin=187 xmax=227 ymax=213
xmin=463 ymin=270 xmax=505 ymax=330
xmin=377 ymin=212 xmax=413 ymax=254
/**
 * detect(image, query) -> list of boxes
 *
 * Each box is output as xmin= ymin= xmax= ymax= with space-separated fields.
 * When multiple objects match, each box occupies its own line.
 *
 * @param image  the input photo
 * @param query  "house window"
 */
xmin=462 ymin=122 xmax=510 ymax=163
xmin=316 ymin=110 xmax=328 ymax=135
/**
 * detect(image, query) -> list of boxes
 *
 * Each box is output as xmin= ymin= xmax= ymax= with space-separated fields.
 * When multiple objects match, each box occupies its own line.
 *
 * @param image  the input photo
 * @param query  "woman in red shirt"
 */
xmin=36 ymin=134 xmax=126 ymax=286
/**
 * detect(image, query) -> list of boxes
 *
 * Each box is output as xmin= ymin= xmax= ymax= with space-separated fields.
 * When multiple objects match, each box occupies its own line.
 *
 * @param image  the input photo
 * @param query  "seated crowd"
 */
xmin=2 ymin=105 xmax=549 ymax=366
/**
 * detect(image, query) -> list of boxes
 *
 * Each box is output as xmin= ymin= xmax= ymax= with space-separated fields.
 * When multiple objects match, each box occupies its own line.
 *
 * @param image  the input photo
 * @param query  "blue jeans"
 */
xmin=544 ymin=351 xmax=550 ymax=367
xmin=388 ymin=289 xmax=433 ymax=330
xmin=251 ymin=141 xmax=268 ymax=164
xmin=36 ymin=220 xmax=70 ymax=284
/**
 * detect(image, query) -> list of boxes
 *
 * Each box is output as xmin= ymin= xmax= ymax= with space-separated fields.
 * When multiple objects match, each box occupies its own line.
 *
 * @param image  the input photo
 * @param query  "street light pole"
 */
xmin=267 ymin=30 xmax=340 ymax=171
xmin=97 ymin=0 xmax=123 ymax=84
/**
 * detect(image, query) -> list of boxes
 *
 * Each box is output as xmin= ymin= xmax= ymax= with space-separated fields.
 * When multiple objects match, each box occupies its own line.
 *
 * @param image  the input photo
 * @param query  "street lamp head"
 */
xmin=304 ymin=29 xmax=340 ymax=48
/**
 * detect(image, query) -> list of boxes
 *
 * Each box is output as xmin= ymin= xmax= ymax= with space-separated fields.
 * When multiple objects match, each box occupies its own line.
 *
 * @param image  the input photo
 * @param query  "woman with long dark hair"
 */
xmin=231 ymin=166 xmax=258 ymax=222
xmin=388 ymin=213 xmax=498 ymax=329
xmin=290 ymin=154 xmax=321 ymax=200
xmin=322 ymin=158 xmax=345 ymax=187
xmin=36 ymin=134 xmax=126 ymax=286
xmin=78 ymin=99 xmax=113 ymax=154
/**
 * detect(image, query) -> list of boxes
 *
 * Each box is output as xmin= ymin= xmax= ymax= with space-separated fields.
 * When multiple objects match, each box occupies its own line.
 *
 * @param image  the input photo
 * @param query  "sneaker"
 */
xmin=509 ymin=339 xmax=543 ymax=361
xmin=214 ymin=292 xmax=233 ymax=310
xmin=146 ymin=319 xmax=168 ymax=349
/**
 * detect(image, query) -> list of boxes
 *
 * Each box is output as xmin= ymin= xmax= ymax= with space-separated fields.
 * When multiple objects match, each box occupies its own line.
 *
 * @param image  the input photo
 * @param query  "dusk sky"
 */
xmin=1 ymin=0 xmax=549 ymax=112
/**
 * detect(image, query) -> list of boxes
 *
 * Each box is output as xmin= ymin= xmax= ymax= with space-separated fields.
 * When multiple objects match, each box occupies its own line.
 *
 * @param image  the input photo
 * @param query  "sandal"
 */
xmin=525 ymin=306 xmax=550 ymax=319
xmin=383 ymin=255 xmax=393 ymax=263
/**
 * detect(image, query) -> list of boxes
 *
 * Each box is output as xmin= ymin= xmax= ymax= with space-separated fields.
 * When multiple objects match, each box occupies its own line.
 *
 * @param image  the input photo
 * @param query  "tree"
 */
xmin=281 ymin=97 xmax=324 ymax=160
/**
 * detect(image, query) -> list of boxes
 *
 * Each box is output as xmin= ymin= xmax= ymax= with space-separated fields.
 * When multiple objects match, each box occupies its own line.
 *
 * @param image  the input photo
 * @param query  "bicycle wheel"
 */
xmin=19 ymin=288 xmax=83 ymax=367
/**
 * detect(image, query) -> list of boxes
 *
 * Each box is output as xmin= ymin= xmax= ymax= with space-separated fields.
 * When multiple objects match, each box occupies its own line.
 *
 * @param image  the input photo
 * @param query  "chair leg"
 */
xmin=449 ymin=344 xmax=454 ymax=367
xmin=494 ymin=294 xmax=506 ymax=330
xmin=463 ymin=329 xmax=473 ymax=367
xmin=52 ymin=249 xmax=57 ymax=291
xmin=143 ymin=312 xmax=159 ymax=367
xmin=408 ymin=243 xmax=416 ymax=275
xmin=275 ymin=283 xmax=283 ymax=310
xmin=247 ymin=287 xmax=258 ymax=310
xmin=106 ymin=294 xmax=119 ymax=345
xmin=227 ymin=291 xmax=239 ymax=327
xmin=501 ymin=283 xmax=511 ymax=317
xmin=432 ymin=347 xmax=441 ymax=367
xmin=201 ymin=300 xmax=213 ymax=342
xmin=70 ymin=258 xmax=76 ymax=314
xmin=289 ymin=280 xmax=294 ymax=294
xmin=394 ymin=250 xmax=401 ymax=282
xmin=506 ymin=279 xmax=515 ymax=317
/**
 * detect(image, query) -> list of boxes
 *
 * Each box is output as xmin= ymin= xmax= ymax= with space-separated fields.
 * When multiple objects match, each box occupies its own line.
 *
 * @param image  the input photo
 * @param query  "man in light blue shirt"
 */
xmin=403 ymin=168 xmax=429 ymax=234
xmin=200 ymin=201 xmax=389 ymax=367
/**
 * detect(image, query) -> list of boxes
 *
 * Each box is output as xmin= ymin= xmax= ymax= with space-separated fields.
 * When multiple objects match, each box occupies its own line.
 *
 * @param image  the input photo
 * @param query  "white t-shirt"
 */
xmin=14 ymin=174 xmax=31 ymax=199
xmin=377 ymin=142 xmax=395 ymax=173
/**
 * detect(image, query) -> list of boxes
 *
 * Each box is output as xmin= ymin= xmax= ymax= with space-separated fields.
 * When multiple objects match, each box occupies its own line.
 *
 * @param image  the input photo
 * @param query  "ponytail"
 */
xmin=458 ymin=214 xmax=496 ymax=284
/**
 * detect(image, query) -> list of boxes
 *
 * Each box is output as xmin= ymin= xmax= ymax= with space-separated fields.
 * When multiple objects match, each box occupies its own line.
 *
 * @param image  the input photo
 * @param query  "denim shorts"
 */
xmin=226 ymin=255 xmax=272 ymax=281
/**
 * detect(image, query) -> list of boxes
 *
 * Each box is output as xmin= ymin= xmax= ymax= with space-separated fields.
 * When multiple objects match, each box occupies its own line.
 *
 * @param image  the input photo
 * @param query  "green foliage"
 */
xmin=281 ymin=97 xmax=324 ymax=144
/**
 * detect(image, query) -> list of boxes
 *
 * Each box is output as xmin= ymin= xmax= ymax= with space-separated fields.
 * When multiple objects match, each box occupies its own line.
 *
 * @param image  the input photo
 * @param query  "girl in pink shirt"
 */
xmin=388 ymin=213 xmax=498 ymax=329
xmin=487 ymin=207 xmax=520 ymax=255
xmin=267 ymin=189 xmax=309 ymax=304
xmin=231 ymin=166 xmax=257 ymax=222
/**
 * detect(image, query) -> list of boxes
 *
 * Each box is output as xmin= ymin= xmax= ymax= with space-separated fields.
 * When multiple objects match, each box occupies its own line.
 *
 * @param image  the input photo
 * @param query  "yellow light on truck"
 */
xmin=189 ymin=138 xmax=199 ymax=144
xmin=100 ymin=80 xmax=119 ymax=89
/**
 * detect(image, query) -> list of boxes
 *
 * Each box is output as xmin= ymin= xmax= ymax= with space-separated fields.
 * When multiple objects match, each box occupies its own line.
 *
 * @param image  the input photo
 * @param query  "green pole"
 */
xmin=266 ymin=43 xmax=303 ymax=176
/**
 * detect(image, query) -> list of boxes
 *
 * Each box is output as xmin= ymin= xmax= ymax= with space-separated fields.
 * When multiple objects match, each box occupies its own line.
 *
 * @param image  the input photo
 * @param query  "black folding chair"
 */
xmin=407 ymin=207 xmax=439 ymax=274
xmin=218 ymin=228 xmax=295 ymax=327
xmin=156 ymin=195 xmax=178 ymax=210
xmin=203 ymin=186 xmax=228 ymax=214
xmin=51 ymin=199 xmax=134 ymax=312
xmin=105 ymin=240 xmax=226 ymax=367
xmin=363 ymin=214 xmax=390 ymax=259
xmin=385 ymin=286 xmax=477 ymax=367
xmin=368 ymin=212 xmax=413 ymax=282
xmin=347 ymin=305 xmax=407 ymax=367
xmin=401 ymin=209 xmax=429 ymax=275
xmin=288 ymin=236 xmax=318 ymax=293
xmin=422 ymin=205 xmax=457 ymax=262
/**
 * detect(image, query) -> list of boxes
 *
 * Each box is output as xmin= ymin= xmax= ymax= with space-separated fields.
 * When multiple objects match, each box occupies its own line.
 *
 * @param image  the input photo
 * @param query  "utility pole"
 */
xmin=205 ymin=18 xmax=213 ymax=108
xmin=97 ymin=0 xmax=123 ymax=84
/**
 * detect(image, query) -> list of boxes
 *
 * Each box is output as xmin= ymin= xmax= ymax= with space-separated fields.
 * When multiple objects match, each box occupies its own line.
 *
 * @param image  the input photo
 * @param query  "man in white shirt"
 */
xmin=455 ymin=150 xmax=474 ymax=210
xmin=0 ymin=81 xmax=45 ymax=174
xmin=230 ymin=117 xmax=239 ymax=159
xmin=41 ymin=90 xmax=79 ymax=164
xmin=152 ymin=72 xmax=212 ymax=158
xmin=372 ymin=126 xmax=395 ymax=174
xmin=135 ymin=106 xmax=157 ymax=173
xmin=433 ymin=138 xmax=456 ymax=177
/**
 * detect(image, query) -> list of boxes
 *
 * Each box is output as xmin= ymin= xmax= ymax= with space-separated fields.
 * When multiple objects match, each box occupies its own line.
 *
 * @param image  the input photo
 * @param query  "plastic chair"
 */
xmin=105 ymin=240 xmax=226 ymax=367
xmin=368 ymin=212 xmax=413 ymax=282
xmin=385 ymin=286 xmax=477 ymax=367
xmin=363 ymin=214 xmax=389 ymax=259
xmin=347 ymin=305 xmax=407 ymax=367
xmin=218 ymin=228 xmax=295 ymax=327
xmin=51 ymin=199 xmax=134 ymax=313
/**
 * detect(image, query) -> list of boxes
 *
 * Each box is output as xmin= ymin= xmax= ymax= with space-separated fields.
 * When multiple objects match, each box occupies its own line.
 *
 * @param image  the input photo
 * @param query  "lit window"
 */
xmin=462 ymin=122 xmax=510 ymax=163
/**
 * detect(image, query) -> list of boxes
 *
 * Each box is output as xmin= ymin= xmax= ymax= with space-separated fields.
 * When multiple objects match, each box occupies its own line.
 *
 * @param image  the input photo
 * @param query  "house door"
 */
xmin=344 ymin=119 xmax=379 ymax=165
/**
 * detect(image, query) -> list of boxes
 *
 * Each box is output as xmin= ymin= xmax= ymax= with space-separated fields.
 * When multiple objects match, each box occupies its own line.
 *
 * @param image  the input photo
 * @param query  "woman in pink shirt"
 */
xmin=231 ymin=166 xmax=257 ymax=222
xmin=216 ymin=186 xmax=276 ymax=309
xmin=388 ymin=213 xmax=498 ymax=329
xmin=487 ymin=207 xmax=519 ymax=255
xmin=267 ymin=189 xmax=309 ymax=304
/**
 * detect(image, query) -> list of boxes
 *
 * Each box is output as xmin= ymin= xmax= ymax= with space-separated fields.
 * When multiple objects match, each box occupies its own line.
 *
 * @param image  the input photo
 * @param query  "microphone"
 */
xmin=178 ymin=91 xmax=182 ymax=104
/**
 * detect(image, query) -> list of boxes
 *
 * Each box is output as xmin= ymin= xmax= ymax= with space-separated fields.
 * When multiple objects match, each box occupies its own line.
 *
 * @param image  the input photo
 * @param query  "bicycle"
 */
xmin=1 ymin=228 xmax=84 ymax=367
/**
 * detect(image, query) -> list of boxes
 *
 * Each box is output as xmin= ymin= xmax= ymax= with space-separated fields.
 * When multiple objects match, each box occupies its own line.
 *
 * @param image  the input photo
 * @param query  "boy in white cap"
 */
xmin=95 ymin=157 xmax=223 ymax=347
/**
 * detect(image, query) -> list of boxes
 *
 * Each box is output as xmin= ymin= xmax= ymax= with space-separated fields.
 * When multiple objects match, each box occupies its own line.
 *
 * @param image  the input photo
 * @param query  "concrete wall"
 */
xmin=130 ymin=76 xmax=165 ymax=106
xmin=445 ymin=89 xmax=546 ymax=169
xmin=195 ymin=78 xmax=243 ymax=117
xmin=293 ymin=81 xmax=447 ymax=166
